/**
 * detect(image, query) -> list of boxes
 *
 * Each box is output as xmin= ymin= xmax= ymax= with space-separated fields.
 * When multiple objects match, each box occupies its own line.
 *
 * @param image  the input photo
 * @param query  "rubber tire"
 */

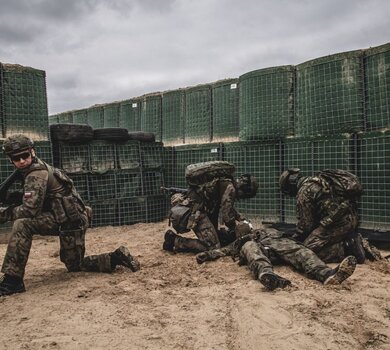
xmin=93 ymin=128 xmax=130 ymax=142
xmin=50 ymin=123 xmax=94 ymax=143
xmin=128 ymin=131 xmax=156 ymax=142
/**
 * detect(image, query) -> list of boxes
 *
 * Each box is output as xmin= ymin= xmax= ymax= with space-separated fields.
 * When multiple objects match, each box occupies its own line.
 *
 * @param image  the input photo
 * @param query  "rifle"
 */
xmin=160 ymin=186 xmax=188 ymax=194
xmin=0 ymin=170 xmax=23 ymax=205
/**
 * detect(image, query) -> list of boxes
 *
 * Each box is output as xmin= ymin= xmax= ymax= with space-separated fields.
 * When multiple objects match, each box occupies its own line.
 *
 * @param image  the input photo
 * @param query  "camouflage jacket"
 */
xmin=296 ymin=176 xmax=357 ymax=236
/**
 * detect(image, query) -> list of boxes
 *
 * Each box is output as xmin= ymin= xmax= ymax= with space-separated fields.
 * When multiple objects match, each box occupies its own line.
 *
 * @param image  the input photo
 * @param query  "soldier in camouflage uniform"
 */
xmin=196 ymin=227 xmax=357 ymax=291
xmin=163 ymin=173 xmax=258 ymax=254
xmin=279 ymin=168 xmax=380 ymax=264
xmin=0 ymin=135 xmax=140 ymax=296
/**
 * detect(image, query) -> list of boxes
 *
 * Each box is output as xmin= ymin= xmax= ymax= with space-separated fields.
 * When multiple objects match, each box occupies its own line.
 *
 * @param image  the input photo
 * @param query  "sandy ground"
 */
xmin=0 ymin=221 xmax=389 ymax=350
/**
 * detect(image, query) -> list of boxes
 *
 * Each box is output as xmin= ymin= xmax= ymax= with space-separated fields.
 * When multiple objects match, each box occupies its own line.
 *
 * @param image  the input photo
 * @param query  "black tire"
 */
xmin=93 ymin=128 xmax=130 ymax=142
xmin=128 ymin=131 xmax=156 ymax=142
xmin=50 ymin=124 xmax=94 ymax=143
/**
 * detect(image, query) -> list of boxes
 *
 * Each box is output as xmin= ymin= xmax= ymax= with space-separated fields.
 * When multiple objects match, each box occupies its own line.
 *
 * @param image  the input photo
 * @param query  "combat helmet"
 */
xmin=2 ymin=134 xmax=34 ymax=156
xmin=236 ymin=174 xmax=258 ymax=199
xmin=279 ymin=168 xmax=301 ymax=196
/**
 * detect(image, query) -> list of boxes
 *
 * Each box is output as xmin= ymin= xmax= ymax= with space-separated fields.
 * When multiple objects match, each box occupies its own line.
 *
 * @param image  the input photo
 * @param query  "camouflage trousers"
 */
xmin=240 ymin=234 xmax=333 ymax=283
xmin=1 ymin=211 xmax=113 ymax=278
xmin=173 ymin=212 xmax=221 ymax=253
xmin=304 ymin=214 xmax=359 ymax=263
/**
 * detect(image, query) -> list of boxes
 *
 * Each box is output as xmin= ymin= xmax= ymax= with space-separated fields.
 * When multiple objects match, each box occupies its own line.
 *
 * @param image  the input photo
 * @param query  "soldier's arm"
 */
xmin=12 ymin=170 xmax=48 ymax=219
xmin=296 ymin=184 xmax=319 ymax=236
xmin=220 ymin=180 xmax=242 ymax=229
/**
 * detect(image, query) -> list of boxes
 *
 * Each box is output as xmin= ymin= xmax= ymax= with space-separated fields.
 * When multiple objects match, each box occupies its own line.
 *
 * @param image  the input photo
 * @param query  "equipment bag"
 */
xmin=185 ymin=161 xmax=235 ymax=186
xmin=317 ymin=169 xmax=363 ymax=200
xmin=169 ymin=204 xmax=191 ymax=233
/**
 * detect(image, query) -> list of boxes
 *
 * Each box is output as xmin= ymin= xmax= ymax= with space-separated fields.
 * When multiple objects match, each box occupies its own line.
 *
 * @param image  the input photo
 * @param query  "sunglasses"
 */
xmin=10 ymin=152 xmax=31 ymax=162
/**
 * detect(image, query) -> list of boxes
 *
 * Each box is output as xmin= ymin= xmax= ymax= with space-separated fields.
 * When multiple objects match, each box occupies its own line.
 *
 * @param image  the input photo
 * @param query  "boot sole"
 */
xmin=324 ymin=256 xmax=357 ymax=285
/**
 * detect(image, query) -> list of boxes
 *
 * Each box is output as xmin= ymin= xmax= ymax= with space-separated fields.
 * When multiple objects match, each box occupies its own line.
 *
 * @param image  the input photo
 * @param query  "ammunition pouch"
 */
xmin=169 ymin=204 xmax=192 ymax=233
xmin=320 ymin=201 xmax=349 ymax=227
xmin=50 ymin=195 xmax=85 ymax=228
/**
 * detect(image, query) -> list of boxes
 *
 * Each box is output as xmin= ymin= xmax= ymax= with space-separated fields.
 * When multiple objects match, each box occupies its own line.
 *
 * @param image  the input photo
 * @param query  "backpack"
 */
xmin=316 ymin=169 xmax=363 ymax=200
xmin=185 ymin=161 xmax=235 ymax=187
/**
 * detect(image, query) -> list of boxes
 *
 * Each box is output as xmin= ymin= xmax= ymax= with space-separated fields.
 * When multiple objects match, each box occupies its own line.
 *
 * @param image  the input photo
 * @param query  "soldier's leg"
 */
xmin=316 ymin=241 xmax=345 ymax=264
xmin=240 ymin=240 xmax=291 ymax=290
xmin=193 ymin=213 xmax=221 ymax=250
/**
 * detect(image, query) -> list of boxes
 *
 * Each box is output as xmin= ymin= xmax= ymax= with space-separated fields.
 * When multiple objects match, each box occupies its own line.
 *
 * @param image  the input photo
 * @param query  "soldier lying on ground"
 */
xmin=279 ymin=168 xmax=381 ymax=264
xmin=0 ymin=135 xmax=140 ymax=297
xmin=163 ymin=161 xmax=258 ymax=254
xmin=196 ymin=227 xmax=357 ymax=291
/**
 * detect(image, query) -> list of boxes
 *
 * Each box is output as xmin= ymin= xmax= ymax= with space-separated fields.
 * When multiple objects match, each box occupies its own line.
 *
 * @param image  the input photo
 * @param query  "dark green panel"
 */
xmin=146 ymin=195 xmax=168 ymax=222
xmin=87 ymin=105 xmax=104 ymax=128
xmin=364 ymin=43 xmax=390 ymax=130
xmin=116 ymin=141 xmax=141 ymax=170
xmin=118 ymin=197 xmax=147 ymax=225
xmin=88 ymin=171 xmax=116 ymax=200
xmin=358 ymin=130 xmax=390 ymax=230
xmin=119 ymin=98 xmax=141 ymax=131
xmin=184 ymin=84 xmax=212 ymax=144
xmin=73 ymin=109 xmax=87 ymax=124
xmin=89 ymin=140 xmax=116 ymax=172
xmin=140 ymin=93 xmax=162 ymax=142
xmin=56 ymin=142 xmax=90 ymax=173
xmin=163 ymin=146 xmax=176 ymax=188
xmin=162 ymin=89 xmax=185 ymax=145
xmin=116 ymin=169 xmax=143 ymax=198
xmin=103 ymin=102 xmax=120 ymax=128
xmin=296 ymin=50 xmax=364 ymax=136
xmin=67 ymin=173 xmax=89 ymax=202
xmin=1 ymin=63 xmax=49 ymax=140
xmin=239 ymin=66 xmax=294 ymax=141
xmin=88 ymin=199 xmax=118 ymax=227
xmin=143 ymin=171 xmax=164 ymax=196
xmin=212 ymin=79 xmax=239 ymax=142
xmin=140 ymin=142 xmax=163 ymax=170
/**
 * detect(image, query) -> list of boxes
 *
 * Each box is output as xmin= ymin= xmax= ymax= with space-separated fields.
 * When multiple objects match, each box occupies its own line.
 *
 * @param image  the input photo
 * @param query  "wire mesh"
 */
xmin=161 ymin=89 xmax=185 ymax=146
xmin=162 ymin=146 xmax=176 ymax=188
xmin=146 ymin=195 xmax=169 ymax=223
xmin=296 ymin=50 xmax=364 ymax=137
xmin=143 ymin=171 xmax=164 ymax=196
xmin=49 ymin=115 xmax=59 ymax=125
xmin=87 ymin=105 xmax=104 ymax=129
xmin=212 ymin=79 xmax=239 ymax=142
xmin=364 ymin=43 xmax=390 ymax=131
xmin=140 ymin=142 xmax=163 ymax=170
xmin=103 ymin=102 xmax=120 ymax=128
xmin=115 ymin=169 xmax=143 ymax=198
xmin=119 ymin=98 xmax=141 ymax=131
xmin=88 ymin=171 xmax=116 ymax=201
xmin=55 ymin=142 xmax=90 ymax=173
xmin=0 ymin=63 xmax=49 ymax=140
xmin=88 ymin=199 xmax=119 ymax=227
xmin=116 ymin=141 xmax=141 ymax=170
xmin=239 ymin=66 xmax=294 ymax=141
xmin=57 ymin=112 xmax=73 ymax=124
xmin=118 ymin=197 xmax=147 ymax=225
xmin=89 ymin=140 xmax=116 ymax=172
xmin=140 ymin=93 xmax=162 ymax=142
xmin=72 ymin=109 xmax=88 ymax=124
xmin=184 ymin=84 xmax=212 ymax=144
xmin=67 ymin=173 xmax=89 ymax=202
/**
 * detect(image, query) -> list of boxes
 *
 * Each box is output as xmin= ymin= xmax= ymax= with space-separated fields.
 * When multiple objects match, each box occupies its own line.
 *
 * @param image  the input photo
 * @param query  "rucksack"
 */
xmin=316 ymin=169 xmax=363 ymax=200
xmin=185 ymin=161 xmax=236 ymax=186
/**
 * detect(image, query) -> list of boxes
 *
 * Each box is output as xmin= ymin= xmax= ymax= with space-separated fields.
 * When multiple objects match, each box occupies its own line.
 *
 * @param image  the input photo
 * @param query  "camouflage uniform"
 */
xmin=171 ymin=178 xmax=243 ymax=253
xmin=1 ymin=157 xmax=114 ymax=278
xmin=295 ymin=176 xmax=359 ymax=262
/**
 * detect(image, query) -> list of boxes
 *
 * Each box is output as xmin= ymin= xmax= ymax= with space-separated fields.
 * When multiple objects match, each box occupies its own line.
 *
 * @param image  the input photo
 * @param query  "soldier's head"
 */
xmin=236 ymin=174 xmax=258 ymax=199
xmin=279 ymin=168 xmax=302 ymax=196
xmin=2 ymin=134 xmax=35 ymax=169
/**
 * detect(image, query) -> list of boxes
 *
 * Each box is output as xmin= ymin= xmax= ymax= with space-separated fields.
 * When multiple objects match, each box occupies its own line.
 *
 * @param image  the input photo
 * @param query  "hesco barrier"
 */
xmin=58 ymin=112 xmax=73 ymax=124
xmin=116 ymin=141 xmax=141 ymax=170
xmin=53 ymin=142 xmax=90 ymax=173
xmin=103 ymin=102 xmax=120 ymax=128
xmin=88 ymin=199 xmax=118 ymax=227
xmin=296 ymin=50 xmax=364 ymax=137
xmin=89 ymin=140 xmax=116 ymax=172
xmin=49 ymin=115 xmax=58 ymax=125
xmin=211 ymin=79 xmax=239 ymax=142
xmin=184 ymin=84 xmax=212 ymax=144
xmin=0 ymin=63 xmax=49 ymax=140
xmin=358 ymin=129 xmax=390 ymax=230
xmin=223 ymin=141 xmax=282 ymax=224
xmin=119 ymin=98 xmax=141 ymax=131
xmin=140 ymin=142 xmax=163 ymax=170
xmin=87 ymin=105 xmax=104 ymax=129
xmin=118 ymin=197 xmax=147 ymax=225
xmin=364 ymin=43 xmax=390 ymax=131
xmin=89 ymin=171 xmax=117 ymax=201
xmin=239 ymin=66 xmax=294 ymax=141
xmin=140 ymin=93 xmax=162 ymax=142
xmin=174 ymin=143 xmax=222 ymax=187
xmin=163 ymin=146 xmax=176 ymax=188
xmin=116 ymin=169 xmax=143 ymax=198
xmin=67 ymin=173 xmax=89 ymax=201
xmin=73 ymin=109 xmax=87 ymax=124
xmin=161 ymin=89 xmax=185 ymax=145
xmin=282 ymin=134 xmax=355 ymax=223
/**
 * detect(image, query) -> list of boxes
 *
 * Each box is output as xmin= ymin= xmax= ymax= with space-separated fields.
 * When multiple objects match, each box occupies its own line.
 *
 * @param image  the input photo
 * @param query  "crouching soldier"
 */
xmin=196 ymin=227 xmax=357 ymax=291
xmin=0 ymin=135 xmax=140 ymax=296
xmin=163 ymin=161 xmax=258 ymax=254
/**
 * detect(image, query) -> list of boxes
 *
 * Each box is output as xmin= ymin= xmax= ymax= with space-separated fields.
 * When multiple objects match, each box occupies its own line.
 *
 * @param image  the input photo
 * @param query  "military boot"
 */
xmin=344 ymin=233 xmax=366 ymax=264
xmin=163 ymin=230 xmax=178 ymax=252
xmin=324 ymin=256 xmax=357 ymax=285
xmin=0 ymin=274 xmax=26 ymax=296
xmin=258 ymin=272 xmax=291 ymax=291
xmin=110 ymin=246 xmax=140 ymax=272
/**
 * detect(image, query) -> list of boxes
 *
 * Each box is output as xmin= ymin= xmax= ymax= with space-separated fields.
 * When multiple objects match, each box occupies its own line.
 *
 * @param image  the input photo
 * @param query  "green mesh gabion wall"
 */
xmin=119 ymin=98 xmax=141 ymax=131
xmin=357 ymin=130 xmax=390 ymax=230
xmin=296 ymin=50 xmax=364 ymax=137
xmin=53 ymin=142 xmax=90 ymax=173
xmin=174 ymin=143 xmax=222 ymax=187
xmin=73 ymin=109 xmax=87 ymax=124
xmin=239 ymin=66 xmax=294 ymax=141
xmin=184 ymin=84 xmax=212 ymax=144
xmin=223 ymin=141 xmax=282 ymax=224
xmin=212 ymin=79 xmax=239 ymax=142
xmin=162 ymin=89 xmax=185 ymax=145
xmin=116 ymin=169 xmax=143 ymax=198
xmin=49 ymin=115 xmax=59 ymax=125
xmin=163 ymin=146 xmax=176 ymax=188
xmin=364 ymin=43 xmax=390 ymax=131
xmin=118 ymin=197 xmax=147 ymax=225
xmin=67 ymin=173 xmax=89 ymax=201
xmin=0 ymin=63 xmax=49 ymax=140
xmin=116 ymin=141 xmax=141 ymax=170
xmin=147 ymin=195 xmax=168 ymax=223
xmin=103 ymin=102 xmax=120 ymax=128
xmin=140 ymin=93 xmax=162 ymax=142
xmin=58 ymin=112 xmax=73 ymax=124
xmin=88 ymin=199 xmax=118 ymax=227
xmin=89 ymin=140 xmax=116 ymax=172
xmin=140 ymin=142 xmax=163 ymax=170
xmin=87 ymin=105 xmax=104 ymax=129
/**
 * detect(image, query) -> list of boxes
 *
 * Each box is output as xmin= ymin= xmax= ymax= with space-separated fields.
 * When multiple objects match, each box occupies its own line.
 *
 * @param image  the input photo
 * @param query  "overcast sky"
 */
xmin=0 ymin=0 xmax=389 ymax=115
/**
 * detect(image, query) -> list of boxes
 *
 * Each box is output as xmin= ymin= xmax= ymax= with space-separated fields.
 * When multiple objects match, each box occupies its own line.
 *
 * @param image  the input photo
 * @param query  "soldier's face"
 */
xmin=10 ymin=149 xmax=34 ymax=169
